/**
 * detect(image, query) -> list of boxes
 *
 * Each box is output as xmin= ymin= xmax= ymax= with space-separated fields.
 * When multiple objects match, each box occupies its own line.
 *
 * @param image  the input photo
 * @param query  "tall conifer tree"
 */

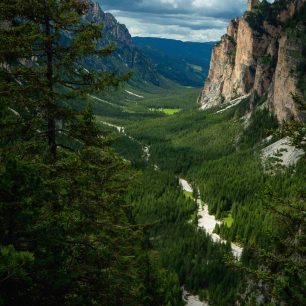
xmin=0 ymin=1 xmax=151 ymax=305
xmin=0 ymin=0 xmax=129 ymax=161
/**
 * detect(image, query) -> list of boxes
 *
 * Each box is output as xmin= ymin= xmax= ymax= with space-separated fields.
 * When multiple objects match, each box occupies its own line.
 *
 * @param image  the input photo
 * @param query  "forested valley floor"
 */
xmin=1 ymin=2 xmax=305 ymax=305
xmin=95 ymin=83 xmax=306 ymax=305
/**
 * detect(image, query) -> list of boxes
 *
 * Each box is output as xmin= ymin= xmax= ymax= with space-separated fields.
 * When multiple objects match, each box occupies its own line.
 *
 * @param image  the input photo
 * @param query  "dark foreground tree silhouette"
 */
xmin=0 ymin=1 xmax=181 ymax=305
xmin=0 ymin=0 xmax=129 ymax=162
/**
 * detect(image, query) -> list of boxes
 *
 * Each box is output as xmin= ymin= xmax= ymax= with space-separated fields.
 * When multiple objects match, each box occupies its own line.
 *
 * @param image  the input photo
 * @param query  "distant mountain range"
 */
xmin=84 ymin=2 xmax=214 ymax=87
xmin=133 ymin=37 xmax=214 ymax=86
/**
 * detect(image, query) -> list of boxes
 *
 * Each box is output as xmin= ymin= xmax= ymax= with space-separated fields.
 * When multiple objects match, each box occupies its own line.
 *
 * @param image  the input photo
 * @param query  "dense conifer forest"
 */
xmin=0 ymin=1 xmax=305 ymax=305
xmin=0 ymin=1 xmax=176 ymax=305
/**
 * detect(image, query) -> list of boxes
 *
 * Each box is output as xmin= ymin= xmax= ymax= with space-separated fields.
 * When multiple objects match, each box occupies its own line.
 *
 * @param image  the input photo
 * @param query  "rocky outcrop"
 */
xmin=198 ymin=0 xmax=306 ymax=121
xmin=198 ymin=20 xmax=238 ymax=109
xmin=269 ymin=34 xmax=303 ymax=120
xmin=248 ymin=0 xmax=260 ymax=11
xmin=83 ymin=2 xmax=160 ymax=85
xmin=84 ymin=2 xmax=132 ymax=46
xmin=262 ymin=137 xmax=304 ymax=168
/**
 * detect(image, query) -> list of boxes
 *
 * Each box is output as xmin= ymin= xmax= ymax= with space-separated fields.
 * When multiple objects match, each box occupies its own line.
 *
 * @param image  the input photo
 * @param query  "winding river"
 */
xmin=179 ymin=178 xmax=243 ymax=259
xmin=179 ymin=178 xmax=243 ymax=305
xmin=100 ymin=121 xmax=151 ymax=161
xmin=100 ymin=122 xmax=242 ymax=305
xmin=183 ymin=288 xmax=208 ymax=306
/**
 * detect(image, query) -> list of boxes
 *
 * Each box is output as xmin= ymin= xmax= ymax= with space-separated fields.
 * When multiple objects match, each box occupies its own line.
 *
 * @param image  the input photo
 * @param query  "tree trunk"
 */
xmin=44 ymin=10 xmax=56 ymax=162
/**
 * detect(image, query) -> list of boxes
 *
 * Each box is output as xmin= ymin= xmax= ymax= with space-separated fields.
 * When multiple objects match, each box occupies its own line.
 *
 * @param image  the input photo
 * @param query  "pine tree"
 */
xmin=0 ymin=1 xmax=149 ymax=305
xmin=0 ymin=0 xmax=129 ymax=161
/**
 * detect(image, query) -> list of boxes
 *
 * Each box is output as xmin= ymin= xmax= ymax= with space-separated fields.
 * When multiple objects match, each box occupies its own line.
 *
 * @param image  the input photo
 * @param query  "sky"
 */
xmin=98 ymin=0 xmax=250 ymax=42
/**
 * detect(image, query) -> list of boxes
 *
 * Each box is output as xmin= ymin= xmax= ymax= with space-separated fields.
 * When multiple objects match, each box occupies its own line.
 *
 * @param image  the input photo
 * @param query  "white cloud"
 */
xmin=160 ymin=0 xmax=179 ymax=8
xmin=100 ymin=0 xmax=250 ymax=42
xmin=117 ymin=15 xmax=226 ymax=41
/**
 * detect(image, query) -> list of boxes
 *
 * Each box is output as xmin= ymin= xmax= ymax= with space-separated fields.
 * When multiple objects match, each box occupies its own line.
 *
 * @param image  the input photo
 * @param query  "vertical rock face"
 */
xmin=231 ymin=18 xmax=256 ymax=95
xmin=248 ymin=0 xmax=260 ymax=11
xmin=198 ymin=0 xmax=306 ymax=121
xmin=84 ymin=2 xmax=132 ymax=46
xmin=198 ymin=20 xmax=238 ymax=109
xmin=82 ymin=2 xmax=160 ymax=85
xmin=269 ymin=34 xmax=303 ymax=120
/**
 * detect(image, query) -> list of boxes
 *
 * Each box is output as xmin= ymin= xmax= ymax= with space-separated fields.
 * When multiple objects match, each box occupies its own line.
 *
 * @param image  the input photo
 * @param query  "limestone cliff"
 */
xmin=198 ymin=0 xmax=306 ymax=121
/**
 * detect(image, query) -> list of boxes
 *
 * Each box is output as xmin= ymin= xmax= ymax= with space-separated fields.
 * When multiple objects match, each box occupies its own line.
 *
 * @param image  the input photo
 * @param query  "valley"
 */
xmin=97 ymin=78 xmax=305 ymax=304
xmin=1 ymin=0 xmax=305 ymax=305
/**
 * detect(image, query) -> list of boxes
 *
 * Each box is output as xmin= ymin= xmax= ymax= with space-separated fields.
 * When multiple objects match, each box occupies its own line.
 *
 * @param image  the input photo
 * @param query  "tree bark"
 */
xmin=44 ymin=9 xmax=56 ymax=162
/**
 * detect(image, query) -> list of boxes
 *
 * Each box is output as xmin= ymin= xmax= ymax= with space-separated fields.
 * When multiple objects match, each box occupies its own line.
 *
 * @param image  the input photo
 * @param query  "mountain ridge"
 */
xmin=133 ymin=37 xmax=214 ymax=86
xmin=198 ymin=0 xmax=306 ymax=122
xmin=133 ymin=36 xmax=215 ymax=45
xmin=83 ymin=2 xmax=160 ymax=85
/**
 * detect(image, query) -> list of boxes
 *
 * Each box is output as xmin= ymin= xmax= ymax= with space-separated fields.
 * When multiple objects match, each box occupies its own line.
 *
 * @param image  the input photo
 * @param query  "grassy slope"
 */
xmin=80 ymin=79 xmax=200 ymax=127
xmin=126 ymin=102 xmax=244 ymax=173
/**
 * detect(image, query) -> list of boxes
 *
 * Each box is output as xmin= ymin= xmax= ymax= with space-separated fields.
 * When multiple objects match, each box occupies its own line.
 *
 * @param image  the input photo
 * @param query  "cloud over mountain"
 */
xmin=98 ymin=0 xmax=248 ymax=42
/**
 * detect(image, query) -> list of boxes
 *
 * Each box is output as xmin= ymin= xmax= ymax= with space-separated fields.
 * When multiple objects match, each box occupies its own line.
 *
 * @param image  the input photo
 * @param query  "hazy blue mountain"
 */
xmin=83 ymin=3 xmax=160 ymax=85
xmin=82 ymin=3 xmax=214 ymax=87
xmin=133 ymin=37 xmax=214 ymax=86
